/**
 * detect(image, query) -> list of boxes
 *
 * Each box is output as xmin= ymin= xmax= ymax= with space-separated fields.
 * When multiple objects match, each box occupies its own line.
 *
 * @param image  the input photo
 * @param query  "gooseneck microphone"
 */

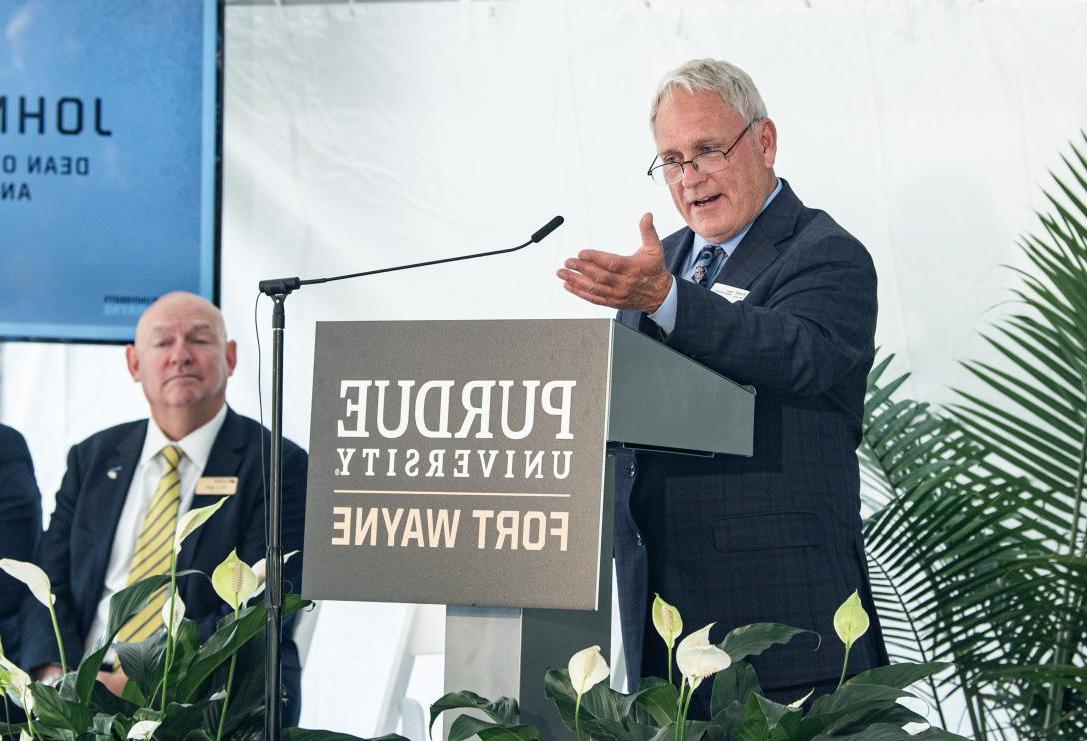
xmin=531 ymin=215 xmax=565 ymax=243
xmin=258 ymin=215 xmax=565 ymax=295
xmin=255 ymin=215 xmax=563 ymax=741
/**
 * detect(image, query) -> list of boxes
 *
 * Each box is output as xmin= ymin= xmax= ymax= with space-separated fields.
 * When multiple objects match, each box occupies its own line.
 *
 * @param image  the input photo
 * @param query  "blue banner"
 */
xmin=0 ymin=0 xmax=219 ymax=342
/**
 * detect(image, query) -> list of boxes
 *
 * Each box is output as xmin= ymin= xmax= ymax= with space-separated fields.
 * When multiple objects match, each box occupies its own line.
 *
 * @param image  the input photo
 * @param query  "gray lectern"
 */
xmin=302 ymin=319 xmax=754 ymax=738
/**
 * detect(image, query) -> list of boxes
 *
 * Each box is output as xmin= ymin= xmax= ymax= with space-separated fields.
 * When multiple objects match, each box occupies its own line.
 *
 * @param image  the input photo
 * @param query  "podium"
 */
xmin=301 ymin=319 xmax=754 ymax=738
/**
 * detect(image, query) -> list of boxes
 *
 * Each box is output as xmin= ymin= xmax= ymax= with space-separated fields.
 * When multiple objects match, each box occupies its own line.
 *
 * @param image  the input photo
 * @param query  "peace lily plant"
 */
xmin=0 ymin=500 xmax=404 ymax=741
xmin=652 ymin=594 xmax=682 ymax=686
xmin=431 ymin=591 xmax=972 ymax=740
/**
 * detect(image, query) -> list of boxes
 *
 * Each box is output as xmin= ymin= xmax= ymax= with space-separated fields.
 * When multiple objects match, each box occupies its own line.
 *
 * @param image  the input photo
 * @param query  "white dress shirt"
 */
xmin=84 ymin=404 xmax=228 ymax=656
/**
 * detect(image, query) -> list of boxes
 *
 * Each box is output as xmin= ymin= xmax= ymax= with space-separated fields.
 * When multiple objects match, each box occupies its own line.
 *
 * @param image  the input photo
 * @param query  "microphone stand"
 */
xmin=256 ymin=216 xmax=563 ymax=741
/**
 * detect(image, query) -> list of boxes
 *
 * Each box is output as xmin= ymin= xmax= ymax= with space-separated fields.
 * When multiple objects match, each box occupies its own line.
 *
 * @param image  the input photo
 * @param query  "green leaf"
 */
xmin=89 ymin=681 xmax=139 ymax=718
xmin=718 ymin=623 xmax=819 ymax=661
xmin=429 ymin=690 xmax=519 ymax=734
xmin=212 ymin=632 xmax=272 ymax=738
xmin=733 ymin=694 xmax=801 ymax=741
xmin=578 ymin=679 xmax=624 ymax=724
xmin=810 ymin=684 xmax=908 ymax=716
xmin=115 ymin=629 xmax=168 ymax=703
xmin=811 ymin=722 xmax=914 ymax=740
xmin=76 ymin=570 xmax=199 ymax=703
xmin=710 ymin=660 xmax=761 ymax=718
xmin=283 ymin=730 xmax=408 ymax=741
xmin=543 ymin=668 xmax=578 ymax=727
xmin=153 ymin=700 xmax=215 ymax=741
xmin=164 ymin=619 xmax=202 ymax=696
xmin=175 ymin=593 xmax=309 ymax=702
xmin=648 ymin=720 xmax=717 ymax=741
xmin=447 ymin=715 xmax=540 ymax=741
xmin=29 ymin=682 xmax=93 ymax=733
xmin=908 ymin=728 xmax=973 ymax=740
xmin=846 ymin=661 xmax=951 ymax=690
xmin=91 ymin=713 xmax=117 ymax=738
xmin=813 ymin=723 xmax=970 ymax=740
xmin=619 ymin=681 xmax=678 ymax=726
xmin=802 ymin=684 xmax=921 ymax=737
xmin=104 ymin=571 xmax=200 ymax=639
xmin=121 ymin=676 xmax=148 ymax=707
xmin=543 ymin=668 xmax=630 ymax=735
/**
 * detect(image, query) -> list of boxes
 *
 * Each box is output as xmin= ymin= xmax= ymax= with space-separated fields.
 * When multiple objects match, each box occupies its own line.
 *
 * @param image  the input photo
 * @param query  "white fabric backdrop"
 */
xmin=4 ymin=0 xmax=1087 ymax=736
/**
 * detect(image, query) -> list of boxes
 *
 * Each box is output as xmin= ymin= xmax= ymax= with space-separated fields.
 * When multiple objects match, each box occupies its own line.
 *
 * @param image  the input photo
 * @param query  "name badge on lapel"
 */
xmin=196 ymin=476 xmax=238 ymax=496
xmin=711 ymin=284 xmax=750 ymax=303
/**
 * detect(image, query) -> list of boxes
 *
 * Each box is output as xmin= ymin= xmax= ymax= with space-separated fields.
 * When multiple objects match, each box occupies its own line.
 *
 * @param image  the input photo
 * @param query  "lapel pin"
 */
xmin=107 ymin=466 xmax=123 ymax=480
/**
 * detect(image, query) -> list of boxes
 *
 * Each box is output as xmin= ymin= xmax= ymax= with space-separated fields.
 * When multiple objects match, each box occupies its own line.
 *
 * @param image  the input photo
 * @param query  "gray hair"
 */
xmin=650 ymin=58 xmax=768 ymax=127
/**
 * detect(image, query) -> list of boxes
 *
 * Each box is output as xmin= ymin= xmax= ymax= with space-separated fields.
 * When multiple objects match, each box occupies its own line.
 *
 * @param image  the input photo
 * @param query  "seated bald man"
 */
xmin=22 ymin=291 xmax=308 ymax=725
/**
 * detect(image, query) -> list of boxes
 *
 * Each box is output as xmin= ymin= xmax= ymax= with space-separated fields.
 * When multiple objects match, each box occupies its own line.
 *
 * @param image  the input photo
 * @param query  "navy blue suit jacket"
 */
xmin=614 ymin=179 xmax=887 ymax=694
xmin=21 ymin=408 xmax=308 ymax=722
xmin=0 ymin=423 xmax=43 ymax=665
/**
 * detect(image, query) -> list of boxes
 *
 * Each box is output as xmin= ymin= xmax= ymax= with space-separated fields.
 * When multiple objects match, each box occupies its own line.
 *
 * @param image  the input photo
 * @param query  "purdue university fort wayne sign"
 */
xmin=302 ymin=320 xmax=611 ymax=611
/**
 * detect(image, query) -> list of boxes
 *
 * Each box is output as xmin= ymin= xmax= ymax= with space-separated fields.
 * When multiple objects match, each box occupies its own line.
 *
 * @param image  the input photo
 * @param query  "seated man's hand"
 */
xmin=557 ymin=213 xmax=672 ymax=313
xmin=30 ymin=663 xmax=64 ymax=683
xmin=97 ymin=668 xmax=128 ymax=696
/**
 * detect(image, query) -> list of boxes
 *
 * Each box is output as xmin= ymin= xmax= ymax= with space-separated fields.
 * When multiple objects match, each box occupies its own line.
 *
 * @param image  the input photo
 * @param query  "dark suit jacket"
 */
xmin=21 ymin=408 xmax=308 ymax=723
xmin=614 ymin=179 xmax=888 ymax=695
xmin=0 ymin=423 xmax=43 ymax=665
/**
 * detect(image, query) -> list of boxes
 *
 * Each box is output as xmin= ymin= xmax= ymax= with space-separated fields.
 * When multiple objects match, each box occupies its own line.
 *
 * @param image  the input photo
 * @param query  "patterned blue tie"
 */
xmin=690 ymin=245 xmax=724 ymax=287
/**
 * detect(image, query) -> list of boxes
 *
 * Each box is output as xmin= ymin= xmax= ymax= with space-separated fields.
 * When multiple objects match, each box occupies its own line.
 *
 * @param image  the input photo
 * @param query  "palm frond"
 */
xmin=860 ymin=130 xmax=1087 ymax=740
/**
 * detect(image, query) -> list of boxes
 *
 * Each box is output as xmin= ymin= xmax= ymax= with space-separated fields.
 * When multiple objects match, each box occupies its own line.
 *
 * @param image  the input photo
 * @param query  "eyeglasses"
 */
xmin=647 ymin=119 xmax=759 ymax=186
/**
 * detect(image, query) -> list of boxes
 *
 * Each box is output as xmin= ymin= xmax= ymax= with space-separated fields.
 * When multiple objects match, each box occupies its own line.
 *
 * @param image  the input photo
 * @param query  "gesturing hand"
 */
xmin=556 ymin=213 xmax=673 ymax=313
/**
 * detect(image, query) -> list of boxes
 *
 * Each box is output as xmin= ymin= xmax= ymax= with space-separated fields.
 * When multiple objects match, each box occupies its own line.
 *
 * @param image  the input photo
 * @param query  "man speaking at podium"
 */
xmin=22 ymin=292 xmax=307 ymax=724
xmin=557 ymin=59 xmax=887 ymax=707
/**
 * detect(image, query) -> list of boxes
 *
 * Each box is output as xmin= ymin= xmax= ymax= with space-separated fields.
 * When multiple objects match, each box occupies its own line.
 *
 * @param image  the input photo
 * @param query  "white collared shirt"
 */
xmin=84 ymin=404 xmax=228 ymax=656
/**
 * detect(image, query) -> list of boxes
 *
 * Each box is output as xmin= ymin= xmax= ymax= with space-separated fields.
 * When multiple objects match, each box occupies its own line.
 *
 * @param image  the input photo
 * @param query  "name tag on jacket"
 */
xmin=711 ymin=284 xmax=750 ymax=303
xmin=196 ymin=476 xmax=238 ymax=495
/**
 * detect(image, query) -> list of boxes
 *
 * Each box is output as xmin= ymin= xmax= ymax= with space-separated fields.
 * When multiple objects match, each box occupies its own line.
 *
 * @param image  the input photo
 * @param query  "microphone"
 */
xmin=259 ymin=215 xmax=566 ymax=295
xmin=531 ymin=215 xmax=565 ymax=243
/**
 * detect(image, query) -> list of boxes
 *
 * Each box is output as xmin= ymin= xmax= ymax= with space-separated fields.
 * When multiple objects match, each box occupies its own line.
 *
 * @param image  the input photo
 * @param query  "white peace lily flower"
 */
xmin=567 ymin=645 xmax=610 ymax=698
xmin=251 ymin=557 xmax=265 ymax=585
xmin=0 ymin=558 xmax=55 ymax=608
xmin=651 ymin=593 xmax=683 ymax=650
xmin=833 ymin=590 xmax=870 ymax=649
xmin=788 ymin=689 xmax=813 ymax=708
xmin=173 ymin=497 xmax=228 ymax=554
xmin=247 ymin=550 xmax=300 ymax=602
xmin=0 ymin=655 xmax=35 ymax=713
xmin=20 ymin=729 xmax=32 ymax=741
xmin=675 ymin=623 xmax=732 ymax=691
xmin=161 ymin=592 xmax=186 ymax=636
xmin=127 ymin=719 xmax=161 ymax=739
xmin=211 ymin=550 xmax=259 ymax=611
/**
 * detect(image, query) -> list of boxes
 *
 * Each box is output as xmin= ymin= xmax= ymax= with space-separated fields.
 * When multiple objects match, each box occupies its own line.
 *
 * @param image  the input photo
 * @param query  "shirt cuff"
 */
xmin=647 ymin=276 xmax=678 ymax=335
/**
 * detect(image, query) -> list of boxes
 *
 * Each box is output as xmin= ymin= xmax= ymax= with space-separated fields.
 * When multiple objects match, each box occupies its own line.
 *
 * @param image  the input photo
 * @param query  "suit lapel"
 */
xmin=102 ymin=423 xmax=146 ymax=542
xmin=88 ymin=422 xmax=147 ymax=591
xmin=177 ymin=408 xmax=247 ymax=572
xmin=716 ymin=179 xmax=802 ymax=290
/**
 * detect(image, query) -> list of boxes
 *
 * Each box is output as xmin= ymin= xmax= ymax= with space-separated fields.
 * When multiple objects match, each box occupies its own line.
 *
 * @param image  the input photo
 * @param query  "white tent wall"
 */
xmin=3 ymin=0 xmax=1087 ymax=736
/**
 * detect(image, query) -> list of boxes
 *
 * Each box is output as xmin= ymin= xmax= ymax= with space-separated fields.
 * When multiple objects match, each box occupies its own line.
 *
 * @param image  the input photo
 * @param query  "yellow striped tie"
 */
xmin=117 ymin=444 xmax=183 ymax=643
